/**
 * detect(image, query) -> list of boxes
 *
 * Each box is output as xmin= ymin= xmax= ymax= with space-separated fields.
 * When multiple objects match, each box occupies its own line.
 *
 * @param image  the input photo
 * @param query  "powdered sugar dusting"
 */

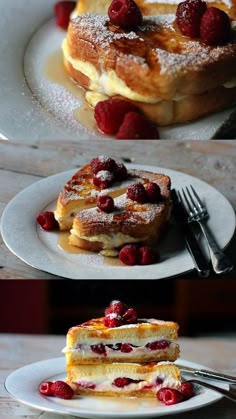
xmin=72 ymin=14 xmax=140 ymax=48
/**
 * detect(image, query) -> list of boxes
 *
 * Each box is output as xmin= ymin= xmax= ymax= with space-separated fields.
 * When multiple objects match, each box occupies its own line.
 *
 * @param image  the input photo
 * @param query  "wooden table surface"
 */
xmin=1 ymin=334 xmax=236 ymax=418
xmin=0 ymin=139 xmax=235 ymax=279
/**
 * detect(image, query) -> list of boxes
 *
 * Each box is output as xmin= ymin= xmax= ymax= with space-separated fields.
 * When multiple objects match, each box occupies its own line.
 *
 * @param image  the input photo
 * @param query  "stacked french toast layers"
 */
xmin=63 ymin=300 xmax=182 ymax=397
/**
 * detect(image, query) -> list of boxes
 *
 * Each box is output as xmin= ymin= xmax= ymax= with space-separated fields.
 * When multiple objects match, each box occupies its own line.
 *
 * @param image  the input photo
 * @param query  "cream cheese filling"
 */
xmin=65 ymin=335 xmax=177 ymax=347
xmin=62 ymin=38 xmax=236 ymax=105
xmin=62 ymin=39 xmax=161 ymax=103
xmin=70 ymin=230 xmax=145 ymax=249
xmin=73 ymin=371 xmax=180 ymax=392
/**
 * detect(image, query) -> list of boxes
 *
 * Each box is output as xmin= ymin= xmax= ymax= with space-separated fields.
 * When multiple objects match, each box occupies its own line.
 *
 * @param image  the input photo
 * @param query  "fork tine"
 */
xmin=181 ymin=188 xmax=194 ymax=214
xmin=186 ymin=186 xmax=198 ymax=209
xmin=190 ymin=185 xmax=204 ymax=210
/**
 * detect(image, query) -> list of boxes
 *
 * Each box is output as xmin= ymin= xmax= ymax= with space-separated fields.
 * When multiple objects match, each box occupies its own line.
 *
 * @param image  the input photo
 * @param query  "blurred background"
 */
xmin=1 ymin=279 xmax=236 ymax=337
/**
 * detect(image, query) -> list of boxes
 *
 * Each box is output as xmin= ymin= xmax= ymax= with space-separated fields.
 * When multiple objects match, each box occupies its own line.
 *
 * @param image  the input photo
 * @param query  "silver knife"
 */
xmin=171 ymin=189 xmax=210 ymax=278
xmin=178 ymin=364 xmax=236 ymax=384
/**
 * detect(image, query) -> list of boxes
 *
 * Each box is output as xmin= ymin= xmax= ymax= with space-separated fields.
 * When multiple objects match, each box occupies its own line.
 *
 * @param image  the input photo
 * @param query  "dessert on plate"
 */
xmin=64 ymin=300 xmax=182 ymax=397
xmin=62 ymin=3 xmax=236 ymax=125
xmin=54 ymin=156 xmax=171 ymax=256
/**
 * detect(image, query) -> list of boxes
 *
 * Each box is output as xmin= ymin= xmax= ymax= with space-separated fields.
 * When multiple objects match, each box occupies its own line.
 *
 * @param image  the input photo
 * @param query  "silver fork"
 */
xmin=178 ymin=185 xmax=234 ymax=275
xmin=186 ymin=380 xmax=236 ymax=402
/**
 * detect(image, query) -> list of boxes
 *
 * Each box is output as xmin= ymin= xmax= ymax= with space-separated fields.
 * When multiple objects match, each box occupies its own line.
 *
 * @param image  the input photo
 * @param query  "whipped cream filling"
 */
xmin=70 ymin=230 xmax=144 ymax=249
xmin=74 ymin=369 xmax=180 ymax=392
xmin=64 ymin=341 xmax=178 ymax=359
xmin=62 ymin=39 xmax=162 ymax=103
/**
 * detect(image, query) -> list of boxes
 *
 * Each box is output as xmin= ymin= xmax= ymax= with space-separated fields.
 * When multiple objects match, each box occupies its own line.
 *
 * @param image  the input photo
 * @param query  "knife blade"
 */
xmin=178 ymin=365 xmax=236 ymax=384
xmin=171 ymin=189 xmax=210 ymax=277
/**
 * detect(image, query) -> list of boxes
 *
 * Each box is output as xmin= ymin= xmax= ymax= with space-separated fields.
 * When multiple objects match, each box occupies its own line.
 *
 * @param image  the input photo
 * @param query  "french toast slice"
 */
xmin=63 ymin=317 xmax=179 ymax=365
xmin=68 ymin=168 xmax=171 ymax=254
xmin=63 ymin=13 xmax=236 ymax=125
xmin=54 ymin=163 xmax=140 ymax=231
xmin=54 ymin=159 xmax=171 ymax=239
xmin=66 ymin=361 xmax=181 ymax=396
xmin=73 ymin=0 xmax=236 ymax=19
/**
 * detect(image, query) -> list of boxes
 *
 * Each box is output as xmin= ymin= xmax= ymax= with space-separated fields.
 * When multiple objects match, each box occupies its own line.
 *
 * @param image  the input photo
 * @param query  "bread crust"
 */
xmin=66 ymin=362 xmax=181 ymax=397
xmin=63 ymin=13 xmax=236 ymax=124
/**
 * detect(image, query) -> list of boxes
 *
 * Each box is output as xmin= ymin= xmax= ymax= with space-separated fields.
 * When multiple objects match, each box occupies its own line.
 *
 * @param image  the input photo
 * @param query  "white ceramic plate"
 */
xmin=1 ymin=164 xmax=235 ymax=279
xmin=5 ymin=357 xmax=229 ymax=418
xmin=0 ymin=0 xmax=235 ymax=141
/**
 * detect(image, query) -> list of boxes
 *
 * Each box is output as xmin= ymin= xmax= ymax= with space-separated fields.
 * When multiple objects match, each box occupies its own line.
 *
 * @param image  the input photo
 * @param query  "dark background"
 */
xmin=1 ymin=279 xmax=236 ymax=337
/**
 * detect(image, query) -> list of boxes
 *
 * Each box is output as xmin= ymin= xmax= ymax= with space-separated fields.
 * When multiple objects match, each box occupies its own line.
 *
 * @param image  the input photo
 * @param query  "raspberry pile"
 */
xmin=39 ymin=380 xmax=74 ymax=399
xmin=127 ymin=182 xmax=162 ymax=204
xmin=176 ymin=0 xmax=232 ymax=45
xmin=36 ymin=211 xmax=58 ymax=231
xmin=90 ymin=156 xmax=128 ymax=190
xmin=103 ymin=300 xmax=138 ymax=327
xmin=54 ymin=1 xmax=76 ymax=30
xmin=119 ymin=244 xmax=160 ymax=266
xmin=94 ymin=98 xmax=160 ymax=139
xmin=157 ymin=381 xmax=195 ymax=405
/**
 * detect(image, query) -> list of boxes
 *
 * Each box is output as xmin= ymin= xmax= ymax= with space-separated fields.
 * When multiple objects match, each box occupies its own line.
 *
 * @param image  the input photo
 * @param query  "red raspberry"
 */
xmin=104 ymin=314 xmax=124 ymax=327
xmin=119 ymin=244 xmax=141 ymax=265
xmin=93 ymin=170 xmax=114 ymax=189
xmin=94 ymin=99 xmax=139 ymax=135
xmin=139 ymin=246 xmax=160 ymax=265
xmin=113 ymin=377 xmax=131 ymax=387
xmin=90 ymin=156 xmax=116 ymax=174
xmin=179 ymin=382 xmax=195 ymax=399
xmin=120 ymin=343 xmax=133 ymax=352
xmin=176 ymin=0 xmax=207 ymax=38
xmin=105 ymin=300 xmax=128 ymax=316
xmin=127 ymin=182 xmax=147 ymax=203
xmin=36 ymin=211 xmax=58 ymax=231
xmin=145 ymin=182 xmax=161 ymax=203
xmin=97 ymin=195 xmax=115 ymax=213
xmin=200 ymin=7 xmax=231 ymax=45
xmin=116 ymin=112 xmax=160 ymax=139
xmin=123 ymin=308 xmax=138 ymax=323
xmin=77 ymin=381 xmax=96 ymax=389
xmin=91 ymin=344 xmax=106 ymax=354
xmin=146 ymin=340 xmax=170 ymax=350
xmin=51 ymin=381 xmax=74 ymax=399
xmin=39 ymin=381 xmax=54 ymax=396
xmin=108 ymin=0 xmax=143 ymax=29
xmin=157 ymin=388 xmax=184 ymax=405
xmin=156 ymin=377 xmax=164 ymax=385
xmin=114 ymin=163 xmax=128 ymax=181
xmin=54 ymin=1 xmax=76 ymax=30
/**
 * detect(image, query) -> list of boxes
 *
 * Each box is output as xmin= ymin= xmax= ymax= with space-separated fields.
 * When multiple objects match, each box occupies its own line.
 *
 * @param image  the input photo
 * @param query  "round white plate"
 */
xmin=5 ymin=357 xmax=228 ymax=418
xmin=1 ymin=164 xmax=235 ymax=279
xmin=0 ymin=0 xmax=235 ymax=141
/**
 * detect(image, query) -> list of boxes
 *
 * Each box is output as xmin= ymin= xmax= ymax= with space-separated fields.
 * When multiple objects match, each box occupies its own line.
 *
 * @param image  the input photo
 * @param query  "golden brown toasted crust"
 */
xmin=75 ymin=0 xmax=236 ymax=19
xmin=66 ymin=362 xmax=181 ymax=397
xmin=55 ymin=164 xmax=171 ymax=237
xmin=63 ymin=13 xmax=236 ymax=124
xmin=69 ymin=169 xmax=171 ymax=251
xmin=66 ymin=317 xmax=179 ymax=345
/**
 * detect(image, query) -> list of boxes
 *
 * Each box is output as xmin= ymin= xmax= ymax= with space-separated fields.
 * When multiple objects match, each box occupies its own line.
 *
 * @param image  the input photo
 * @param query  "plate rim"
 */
xmin=1 ymin=164 xmax=235 ymax=280
xmin=4 ymin=356 xmax=228 ymax=418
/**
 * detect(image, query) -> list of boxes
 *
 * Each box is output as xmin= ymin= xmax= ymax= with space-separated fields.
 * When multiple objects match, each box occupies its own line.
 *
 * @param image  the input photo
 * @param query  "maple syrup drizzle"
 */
xmin=57 ymin=231 xmax=123 ymax=266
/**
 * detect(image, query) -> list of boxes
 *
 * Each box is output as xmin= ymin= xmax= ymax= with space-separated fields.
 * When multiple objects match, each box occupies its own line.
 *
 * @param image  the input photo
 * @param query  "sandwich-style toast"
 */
xmin=66 ymin=361 xmax=181 ymax=396
xmin=64 ymin=317 xmax=180 ymax=364
xmin=63 ymin=13 xmax=236 ymax=125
